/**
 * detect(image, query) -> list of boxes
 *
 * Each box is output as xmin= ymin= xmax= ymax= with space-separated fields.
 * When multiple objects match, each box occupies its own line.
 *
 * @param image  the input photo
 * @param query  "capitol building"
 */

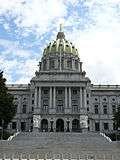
xmin=7 ymin=29 xmax=120 ymax=134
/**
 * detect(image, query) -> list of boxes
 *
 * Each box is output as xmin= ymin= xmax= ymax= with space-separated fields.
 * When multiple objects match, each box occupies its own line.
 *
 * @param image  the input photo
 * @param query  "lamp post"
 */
xmin=1 ymin=119 xmax=4 ymax=140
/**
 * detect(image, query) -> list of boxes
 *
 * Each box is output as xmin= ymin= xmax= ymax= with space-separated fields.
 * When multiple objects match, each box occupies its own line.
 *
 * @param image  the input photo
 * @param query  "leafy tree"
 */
xmin=113 ymin=105 xmax=120 ymax=130
xmin=0 ymin=71 xmax=16 ymax=129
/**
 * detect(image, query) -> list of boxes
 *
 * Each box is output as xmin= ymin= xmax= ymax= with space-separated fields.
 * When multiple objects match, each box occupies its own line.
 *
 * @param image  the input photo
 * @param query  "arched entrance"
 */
xmin=41 ymin=119 xmax=48 ymax=132
xmin=56 ymin=119 xmax=64 ymax=132
xmin=72 ymin=119 xmax=80 ymax=132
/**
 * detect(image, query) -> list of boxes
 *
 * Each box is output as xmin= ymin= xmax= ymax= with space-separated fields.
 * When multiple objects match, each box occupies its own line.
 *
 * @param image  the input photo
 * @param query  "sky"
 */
xmin=0 ymin=0 xmax=120 ymax=84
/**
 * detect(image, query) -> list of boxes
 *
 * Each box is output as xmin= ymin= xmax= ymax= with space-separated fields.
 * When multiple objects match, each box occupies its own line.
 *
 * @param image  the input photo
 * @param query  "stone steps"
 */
xmin=0 ymin=132 xmax=119 ymax=159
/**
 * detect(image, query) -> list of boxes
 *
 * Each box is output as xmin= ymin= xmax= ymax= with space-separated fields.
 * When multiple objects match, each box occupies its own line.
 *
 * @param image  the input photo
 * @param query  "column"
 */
xmin=65 ymin=87 xmax=67 ymax=108
xmin=34 ymin=87 xmax=37 ymax=108
xmin=80 ymin=87 xmax=83 ymax=108
xmin=38 ymin=87 xmax=41 ymax=108
xmin=69 ymin=87 xmax=71 ymax=108
xmin=49 ymin=87 xmax=52 ymax=108
xmin=84 ymin=88 xmax=87 ymax=108
xmin=53 ymin=87 xmax=56 ymax=108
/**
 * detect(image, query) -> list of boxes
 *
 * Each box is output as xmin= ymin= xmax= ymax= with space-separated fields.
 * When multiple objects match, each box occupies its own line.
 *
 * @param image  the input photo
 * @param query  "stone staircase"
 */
xmin=0 ymin=132 xmax=120 ymax=160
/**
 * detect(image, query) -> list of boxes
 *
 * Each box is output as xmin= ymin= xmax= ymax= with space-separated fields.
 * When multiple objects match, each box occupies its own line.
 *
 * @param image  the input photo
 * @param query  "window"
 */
xmin=58 ymin=90 xmax=63 ymax=94
xmin=42 ymin=99 xmax=48 ymax=113
xmin=94 ymin=105 xmax=99 ymax=114
xmin=95 ymin=122 xmax=100 ymax=131
xmin=104 ymin=123 xmax=109 ymax=130
xmin=21 ymin=122 xmax=26 ymax=131
xmin=75 ymin=60 xmax=78 ymax=69
xmin=32 ymin=94 xmax=34 ymax=98
xmin=112 ymin=98 xmax=115 ymax=101
xmin=50 ymin=60 xmax=55 ymax=69
xmin=103 ymin=98 xmax=106 ymax=101
xmin=22 ymin=105 xmax=26 ymax=113
xmin=43 ymin=60 xmax=47 ymax=70
xmin=67 ymin=59 xmax=72 ymax=68
xmin=87 ymin=107 xmax=89 ymax=111
xmin=87 ymin=94 xmax=89 ymax=98
xmin=112 ymin=105 xmax=116 ymax=114
xmin=57 ymin=100 xmax=64 ymax=113
xmin=103 ymin=105 xmax=107 ymax=114
xmin=44 ymin=90 xmax=48 ymax=94
xmin=12 ymin=122 xmax=16 ymax=129
xmin=32 ymin=107 xmax=34 ymax=112
xmin=113 ymin=123 xmax=116 ymax=130
xmin=87 ymin=100 xmax=89 ymax=105
xmin=32 ymin=100 xmax=34 ymax=104
xmin=72 ymin=100 xmax=78 ymax=113
xmin=72 ymin=90 xmax=77 ymax=95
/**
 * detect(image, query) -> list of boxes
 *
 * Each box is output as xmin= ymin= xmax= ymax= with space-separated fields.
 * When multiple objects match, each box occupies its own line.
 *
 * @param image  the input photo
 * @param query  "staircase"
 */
xmin=0 ymin=132 xmax=120 ymax=159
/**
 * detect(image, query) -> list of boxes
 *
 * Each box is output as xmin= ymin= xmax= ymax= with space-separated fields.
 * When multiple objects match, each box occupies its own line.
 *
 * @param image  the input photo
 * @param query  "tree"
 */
xmin=113 ymin=105 xmax=120 ymax=130
xmin=0 ymin=71 xmax=16 ymax=129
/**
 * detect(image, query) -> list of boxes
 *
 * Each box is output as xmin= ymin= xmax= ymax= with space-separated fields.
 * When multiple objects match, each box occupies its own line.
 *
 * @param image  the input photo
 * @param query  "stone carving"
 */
xmin=33 ymin=115 xmax=41 ymax=128
xmin=80 ymin=115 xmax=88 ymax=128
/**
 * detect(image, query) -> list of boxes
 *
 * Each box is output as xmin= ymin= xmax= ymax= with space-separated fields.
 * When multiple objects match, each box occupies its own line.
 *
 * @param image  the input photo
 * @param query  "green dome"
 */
xmin=43 ymin=32 xmax=79 ymax=56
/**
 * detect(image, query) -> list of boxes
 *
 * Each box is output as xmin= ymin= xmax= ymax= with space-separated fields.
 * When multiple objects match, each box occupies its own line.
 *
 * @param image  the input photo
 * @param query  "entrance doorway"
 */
xmin=72 ymin=119 xmax=80 ymax=132
xmin=56 ymin=119 xmax=64 ymax=132
xmin=41 ymin=119 xmax=48 ymax=132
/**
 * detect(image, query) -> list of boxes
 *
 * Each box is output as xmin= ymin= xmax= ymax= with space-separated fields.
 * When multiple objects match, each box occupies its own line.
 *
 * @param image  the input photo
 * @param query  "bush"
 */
xmin=0 ymin=130 xmax=13 ymax=140
xmin=106 ymin=132 xmax=120 ymax=141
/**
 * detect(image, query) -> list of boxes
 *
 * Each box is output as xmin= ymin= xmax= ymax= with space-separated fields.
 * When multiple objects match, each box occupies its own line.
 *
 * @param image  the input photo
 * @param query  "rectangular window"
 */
xmin=94 ymin=105 xmax=99 ymax=114
xmin=44 ymin=90 xmax=48 ymax=94
xmin=32 ymin=100 xmax=34 ymax=104
xmin=50 ymin=60 xmax=55 ymax=69
xmin=22 ymin=105 xmax=26 ymax=113
xmin=103 ymin=105 xmax=107 ymax=114
xmin=112 ymin=105 xmax=116 ymax=114
xmin=21 ymin=122 xmax=26 ymax=131
xmin=75 ymin=60 xmax=78 ymax=69
xmin=12 ymin=122 xmax=16 ymax=129
xmin=58 ymin=90 xmax=63 ymax=94
xmin=72 ymin=90 xmax=77 ymax=95
xmin=104 ymin=123 xmax=109 ymax=130
xmin=95 ymin=122 xmax=100 ymax=131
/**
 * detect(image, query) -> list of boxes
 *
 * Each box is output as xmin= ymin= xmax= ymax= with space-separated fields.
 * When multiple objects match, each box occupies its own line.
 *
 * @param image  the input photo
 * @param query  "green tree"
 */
xmin=0 ymin=71 xmax=16 ymax=129
xmin=113 ymin=105 xmax=120 ymax=130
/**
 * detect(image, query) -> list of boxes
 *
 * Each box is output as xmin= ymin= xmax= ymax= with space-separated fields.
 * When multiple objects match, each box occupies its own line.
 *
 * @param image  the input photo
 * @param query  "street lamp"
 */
xmin=0 ymin=119 xmax=4 ymax=140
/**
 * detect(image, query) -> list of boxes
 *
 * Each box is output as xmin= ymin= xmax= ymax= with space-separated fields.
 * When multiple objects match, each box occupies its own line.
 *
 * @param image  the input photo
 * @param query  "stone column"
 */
xmin=69 ymin=87 xmax=71 ymax=108
xmin=53 ymin=87 xmax=56 ymax=108
xmin=80 ymin=87 xmax=83 ymax=108
xmin=49 ymin=87 xmax=52 ymax=108
xmin=38 ymin=87 xmax=41 ymax=108
xmin=34 ymin=87 xmax=37 ymax=108
xmin=83 ymin=88 xmax=87 ymax=108
xmin=65 ymin=87 xmax=67 ymax=108
xmin=69 ymin=120 xmax=72 ymax=132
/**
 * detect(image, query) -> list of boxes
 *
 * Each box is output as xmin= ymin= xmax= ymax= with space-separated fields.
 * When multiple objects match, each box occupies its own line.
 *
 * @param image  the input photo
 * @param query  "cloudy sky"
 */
xmin=0 ymin=0 xmax=120 ymax=84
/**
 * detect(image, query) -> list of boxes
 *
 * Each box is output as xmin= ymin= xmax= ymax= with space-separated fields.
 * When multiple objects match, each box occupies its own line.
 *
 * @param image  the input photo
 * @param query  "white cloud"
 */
xmin=0 ymin=0 xmax=120 ymax=84
xmin=0 ymin=0 xmax=67 ymax=36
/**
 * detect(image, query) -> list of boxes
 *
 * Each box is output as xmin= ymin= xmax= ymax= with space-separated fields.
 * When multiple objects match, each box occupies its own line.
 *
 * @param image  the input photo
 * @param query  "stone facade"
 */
xmin=7 ymin=31 xmax=120 ymax=133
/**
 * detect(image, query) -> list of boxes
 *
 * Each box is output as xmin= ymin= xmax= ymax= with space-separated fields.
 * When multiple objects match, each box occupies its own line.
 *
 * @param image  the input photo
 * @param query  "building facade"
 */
xmin=7 ymin=30 xmax=120 ymax=133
